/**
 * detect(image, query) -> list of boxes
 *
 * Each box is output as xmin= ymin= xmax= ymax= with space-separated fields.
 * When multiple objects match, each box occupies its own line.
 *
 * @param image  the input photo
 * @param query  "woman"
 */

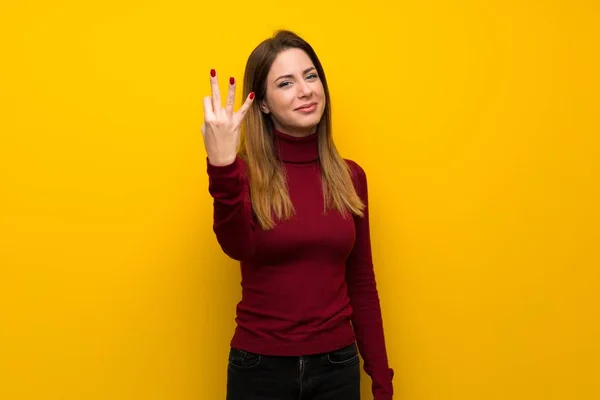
xmin=201 ymin=30 xmax=394 ymax=400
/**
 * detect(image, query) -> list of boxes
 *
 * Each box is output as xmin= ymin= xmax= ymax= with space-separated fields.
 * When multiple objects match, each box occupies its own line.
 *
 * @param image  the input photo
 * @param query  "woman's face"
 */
xmin=261 ymin=48 xmax=326 ymax=137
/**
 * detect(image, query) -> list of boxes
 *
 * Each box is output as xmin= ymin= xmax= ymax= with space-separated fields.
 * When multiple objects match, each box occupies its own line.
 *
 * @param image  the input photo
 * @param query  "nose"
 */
xmin=296 ymin=79 xmax=314 ymax=98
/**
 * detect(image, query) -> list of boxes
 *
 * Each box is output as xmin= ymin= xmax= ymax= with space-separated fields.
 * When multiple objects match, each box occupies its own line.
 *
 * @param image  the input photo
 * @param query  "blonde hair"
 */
xmin=238 ymin=30 xmax=365 ymax=230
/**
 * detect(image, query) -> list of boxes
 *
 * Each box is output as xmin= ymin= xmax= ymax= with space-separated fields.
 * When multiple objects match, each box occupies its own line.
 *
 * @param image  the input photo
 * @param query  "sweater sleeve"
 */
xmin=206 ymin=156 xmax=256 ymax=261
xmin=345 ymin=160 xmax=394 ymax=400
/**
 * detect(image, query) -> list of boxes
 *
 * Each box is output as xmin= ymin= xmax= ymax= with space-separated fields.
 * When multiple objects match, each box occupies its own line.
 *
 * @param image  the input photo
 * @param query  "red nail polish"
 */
xmin=249 ymin=92 xmax=255 ymax=99
xmin=210 ymin=69 xmax=216 ymax=77
xmin=230 ymin=77 xmax=235 ymax=85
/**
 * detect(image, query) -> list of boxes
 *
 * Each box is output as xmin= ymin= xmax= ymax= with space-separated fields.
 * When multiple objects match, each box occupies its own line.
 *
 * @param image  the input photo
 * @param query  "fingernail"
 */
xmin=229 ymin=77 xmax=235 ymax=85
xmin=210 ymin=69 xmax=216 ymax=77
xmin=249 ymin=92 xmax=255 ymax=99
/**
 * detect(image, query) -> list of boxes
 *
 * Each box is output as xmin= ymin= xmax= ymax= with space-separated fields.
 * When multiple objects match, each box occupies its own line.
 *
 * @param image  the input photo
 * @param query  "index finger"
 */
xmin=235 ymin=91 xmax=255 ymax=122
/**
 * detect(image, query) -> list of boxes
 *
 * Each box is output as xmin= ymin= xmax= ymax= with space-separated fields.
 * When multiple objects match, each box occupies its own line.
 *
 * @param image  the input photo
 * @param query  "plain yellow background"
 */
xmin=1 ymin=1 xmax=599 ymax=399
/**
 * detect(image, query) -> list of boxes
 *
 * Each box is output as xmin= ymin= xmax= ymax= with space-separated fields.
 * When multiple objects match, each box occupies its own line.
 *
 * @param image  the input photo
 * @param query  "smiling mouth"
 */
xmin=295 ymin=103 xmax=317 ymax=111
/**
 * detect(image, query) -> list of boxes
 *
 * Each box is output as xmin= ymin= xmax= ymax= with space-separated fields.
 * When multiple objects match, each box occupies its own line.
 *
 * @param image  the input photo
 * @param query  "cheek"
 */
xmin=317 ymin=85 xmax=325 ymax=100
xmin=270 ymin=92 xmax=295 ymax=111
xmin=316 ymin=85 xmax=325 ymax=99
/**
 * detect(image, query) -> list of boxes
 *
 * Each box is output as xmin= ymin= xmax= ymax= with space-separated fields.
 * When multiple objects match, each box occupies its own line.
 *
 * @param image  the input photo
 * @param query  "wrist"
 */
xmin=208 ymin=154 xmax=236 ymax=167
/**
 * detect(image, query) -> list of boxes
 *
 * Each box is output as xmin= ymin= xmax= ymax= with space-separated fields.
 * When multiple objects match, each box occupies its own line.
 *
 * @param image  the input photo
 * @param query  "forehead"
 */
xmin=268 ymin=48 xmax=314 ymax=77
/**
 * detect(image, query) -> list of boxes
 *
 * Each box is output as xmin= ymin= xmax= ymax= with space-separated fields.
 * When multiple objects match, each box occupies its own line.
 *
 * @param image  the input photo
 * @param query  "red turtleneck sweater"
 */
xmin=206 ymin=129 xmax=394 ymax=399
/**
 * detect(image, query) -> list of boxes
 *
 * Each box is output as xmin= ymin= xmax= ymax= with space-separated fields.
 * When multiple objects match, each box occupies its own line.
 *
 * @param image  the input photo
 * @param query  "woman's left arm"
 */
xmin=345 ymin=160 xmax=395 ymax=400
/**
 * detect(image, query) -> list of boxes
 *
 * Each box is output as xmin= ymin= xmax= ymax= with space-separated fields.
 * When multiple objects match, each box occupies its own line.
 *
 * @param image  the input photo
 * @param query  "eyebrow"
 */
xmin=274 ymin=67 xmax=317 ymax=83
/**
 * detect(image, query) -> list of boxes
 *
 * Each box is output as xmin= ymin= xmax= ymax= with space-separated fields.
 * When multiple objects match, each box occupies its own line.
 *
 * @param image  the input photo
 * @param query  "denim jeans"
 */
xmin=226 ymin=342 xmax=361 ymax=400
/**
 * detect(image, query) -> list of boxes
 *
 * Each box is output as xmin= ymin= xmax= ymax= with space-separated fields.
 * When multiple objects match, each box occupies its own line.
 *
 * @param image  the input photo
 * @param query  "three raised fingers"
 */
xmin=207 ymin=69 xmax=255 ymax=119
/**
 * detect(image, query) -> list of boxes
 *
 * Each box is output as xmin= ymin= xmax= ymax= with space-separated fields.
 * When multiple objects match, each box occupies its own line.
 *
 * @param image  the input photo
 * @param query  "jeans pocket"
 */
xmin=228 ymin=347 xmax=262 ymax=370
xmin=326 ymin=343 xmax=359 ymax=365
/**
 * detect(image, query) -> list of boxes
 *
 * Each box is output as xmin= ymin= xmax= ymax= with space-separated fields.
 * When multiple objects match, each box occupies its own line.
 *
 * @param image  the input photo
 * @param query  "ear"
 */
xmin=260 ymin=100 xmax=271 ymax=114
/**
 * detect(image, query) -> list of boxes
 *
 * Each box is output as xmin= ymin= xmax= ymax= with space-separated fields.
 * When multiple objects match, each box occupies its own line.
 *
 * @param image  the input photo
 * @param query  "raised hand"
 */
xmin=201 ymin=69 xmax=255 ymax=166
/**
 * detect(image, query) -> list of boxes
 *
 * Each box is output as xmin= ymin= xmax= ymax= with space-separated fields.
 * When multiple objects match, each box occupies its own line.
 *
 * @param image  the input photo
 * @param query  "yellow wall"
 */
xmin=1 ymin=1 xmax=598 ymax=399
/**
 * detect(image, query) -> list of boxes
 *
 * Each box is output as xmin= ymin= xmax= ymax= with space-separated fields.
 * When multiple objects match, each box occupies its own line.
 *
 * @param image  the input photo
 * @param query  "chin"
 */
xmin=297 ymin=109 xmax=324 ymax=124
xmin=280 ymin=108 xmax=324 ymax=133
xmin=294 ymin=118 xmax=321 ymax=131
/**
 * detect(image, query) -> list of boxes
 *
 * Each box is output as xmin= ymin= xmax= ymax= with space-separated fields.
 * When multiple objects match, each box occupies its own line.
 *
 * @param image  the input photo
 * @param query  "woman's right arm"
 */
xmin=200 ymin=68 xmax=256 ymax=261
xmin=206 ymin=156 xmax=256 ymax=261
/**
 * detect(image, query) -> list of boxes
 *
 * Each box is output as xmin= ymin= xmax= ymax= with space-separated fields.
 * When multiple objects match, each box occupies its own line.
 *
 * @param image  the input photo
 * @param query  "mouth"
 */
xmin=294 ymin=102 xmax=318 ymax=112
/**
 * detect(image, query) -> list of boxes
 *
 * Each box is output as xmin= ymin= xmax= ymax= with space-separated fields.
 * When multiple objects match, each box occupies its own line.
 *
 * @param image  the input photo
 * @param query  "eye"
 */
xmin=277 ymin=73 xmax=318 ymax=88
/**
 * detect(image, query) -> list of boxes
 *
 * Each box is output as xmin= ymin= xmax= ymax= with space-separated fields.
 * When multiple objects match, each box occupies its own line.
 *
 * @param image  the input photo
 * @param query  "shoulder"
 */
xmin=344 ymin=158 xmax=369 ymax=193
xmin=344 ymin=158 xmax=367 ymax=180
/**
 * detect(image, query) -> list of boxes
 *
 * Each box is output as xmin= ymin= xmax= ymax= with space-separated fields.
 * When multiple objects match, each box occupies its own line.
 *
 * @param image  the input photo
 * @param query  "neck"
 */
xmin=273 ymin=128 xmax=319 ymax=163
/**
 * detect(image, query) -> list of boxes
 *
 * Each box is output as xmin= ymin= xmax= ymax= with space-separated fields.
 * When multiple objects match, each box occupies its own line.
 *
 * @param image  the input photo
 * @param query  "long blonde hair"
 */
xmin=238 ymin=30 xmax=365 ymax=230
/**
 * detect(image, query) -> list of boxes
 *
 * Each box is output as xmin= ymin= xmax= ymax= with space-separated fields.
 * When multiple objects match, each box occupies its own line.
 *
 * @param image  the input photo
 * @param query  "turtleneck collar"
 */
xmin=273 ymin=128 xmax=319 ymax=163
